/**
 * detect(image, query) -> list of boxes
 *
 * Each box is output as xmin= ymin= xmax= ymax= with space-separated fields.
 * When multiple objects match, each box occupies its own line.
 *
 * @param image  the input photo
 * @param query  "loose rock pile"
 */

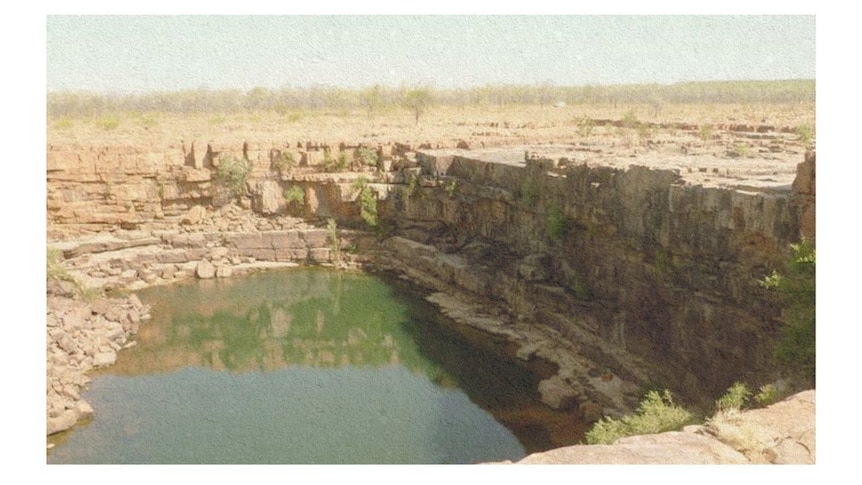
xmin=46 ymin=290 xmax=150 ymax=436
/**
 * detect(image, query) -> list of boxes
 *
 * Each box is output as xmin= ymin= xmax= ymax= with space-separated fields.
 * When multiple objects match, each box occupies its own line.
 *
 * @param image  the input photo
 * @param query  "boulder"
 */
xmin=255 ymin=180 xmax=284 ymax=215
xmin=93 ymin=351 xmax=117 ymax=367
xmin=182 ymin=205 xmax=206 ymax=225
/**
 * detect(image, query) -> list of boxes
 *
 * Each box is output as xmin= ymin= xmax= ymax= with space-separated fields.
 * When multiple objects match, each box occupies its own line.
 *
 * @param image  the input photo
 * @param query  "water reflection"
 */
xmin=107 ymin=269 xmax=440 ymax=377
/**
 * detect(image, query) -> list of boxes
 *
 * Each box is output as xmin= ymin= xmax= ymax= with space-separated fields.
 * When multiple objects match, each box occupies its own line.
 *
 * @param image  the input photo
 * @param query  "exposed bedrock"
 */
xmin=46 ymin=138 xmax=815 ymax=421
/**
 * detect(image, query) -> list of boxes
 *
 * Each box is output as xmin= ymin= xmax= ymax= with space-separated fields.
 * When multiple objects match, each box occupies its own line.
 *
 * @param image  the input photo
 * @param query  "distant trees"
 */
xmin=360 ymin=84 xmax=384 ymax=119
xmin=401 ymin=87 xmax=434 ymax=125
xmin=46 ymin=80 xmax=815 ymax=118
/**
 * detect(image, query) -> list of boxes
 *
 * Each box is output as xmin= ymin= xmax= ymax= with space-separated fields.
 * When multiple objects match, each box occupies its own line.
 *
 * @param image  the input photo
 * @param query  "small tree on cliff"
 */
xmin=761 ymin=240 xmax=816 ymax=381
xmin=402 ymin=87 xmax=434 ymax=125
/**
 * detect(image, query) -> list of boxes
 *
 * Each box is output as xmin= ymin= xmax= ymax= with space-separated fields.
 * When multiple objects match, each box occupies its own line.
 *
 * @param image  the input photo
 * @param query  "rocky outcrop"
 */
xmin=505 ymin=390 xmax=815 ymax=464
xmin=46 ymin=293 xmax=151 ymax=435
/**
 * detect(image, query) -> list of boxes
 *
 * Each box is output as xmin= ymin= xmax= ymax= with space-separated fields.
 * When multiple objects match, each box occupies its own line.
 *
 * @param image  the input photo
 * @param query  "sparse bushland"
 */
xmin=47 ymin=80 xmax=815 ymax=118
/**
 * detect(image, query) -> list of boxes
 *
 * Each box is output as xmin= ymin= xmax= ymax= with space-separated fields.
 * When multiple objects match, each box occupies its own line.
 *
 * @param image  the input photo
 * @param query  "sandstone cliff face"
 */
xmin=381 ymin=149 xmax=813 ymax=406
xmin=46 ymin=135 xmax=814 ymax=417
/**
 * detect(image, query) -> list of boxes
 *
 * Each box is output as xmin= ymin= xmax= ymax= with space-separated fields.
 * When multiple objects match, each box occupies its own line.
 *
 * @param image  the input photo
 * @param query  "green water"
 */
xmin=47 ymin=268 xmax=584 ymax=464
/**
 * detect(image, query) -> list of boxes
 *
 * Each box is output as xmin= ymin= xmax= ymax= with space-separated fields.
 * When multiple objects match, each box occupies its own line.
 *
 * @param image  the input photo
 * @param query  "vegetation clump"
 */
xmin=352 ymin=177 xmax=378 ymax=227
xmin=216 ymin=157 xmax=252 ymax=197
xmin=546 ymin=206 xmax=570 ymax=240
xmin=585 ymin=389 xmax=695 ymax=445
xmin=283 ymin=185 xmax=305 ymax=207
xmin=760 ymin=240 xmax=816 ymax=380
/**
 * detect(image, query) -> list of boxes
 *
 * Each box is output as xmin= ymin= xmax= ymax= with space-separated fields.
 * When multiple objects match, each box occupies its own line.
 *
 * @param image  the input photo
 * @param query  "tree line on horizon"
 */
xmin=47 ymin=79 xmax=815 ymax=118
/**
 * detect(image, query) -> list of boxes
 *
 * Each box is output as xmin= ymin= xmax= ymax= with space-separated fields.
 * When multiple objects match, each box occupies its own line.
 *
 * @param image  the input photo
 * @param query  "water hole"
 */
xmin=47 ymin=267 xmax=588 ymax=464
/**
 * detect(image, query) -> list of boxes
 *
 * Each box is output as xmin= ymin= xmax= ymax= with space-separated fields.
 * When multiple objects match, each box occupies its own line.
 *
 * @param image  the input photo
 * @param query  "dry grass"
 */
xmin=704 ymin=410 xmax=771 ymax=461
xmin=47 ymin=103 xmax=815 ymax=150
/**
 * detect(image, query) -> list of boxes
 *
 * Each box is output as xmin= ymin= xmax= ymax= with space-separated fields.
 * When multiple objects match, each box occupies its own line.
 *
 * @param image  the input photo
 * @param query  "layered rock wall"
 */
xmin=46 ymin=135 xmax=815 ymax=412
xmin=386 ymin=150 xmax=814 ymax=402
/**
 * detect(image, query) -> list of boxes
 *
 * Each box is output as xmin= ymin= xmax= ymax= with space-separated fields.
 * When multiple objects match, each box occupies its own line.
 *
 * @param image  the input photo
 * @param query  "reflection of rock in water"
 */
xmin=347 ymin=327 xmax=367 ymax=346
xmin=315 ymin=309 xmax=324 ymax=334
xmin=270 ymin=307 xmax=291 ymax=339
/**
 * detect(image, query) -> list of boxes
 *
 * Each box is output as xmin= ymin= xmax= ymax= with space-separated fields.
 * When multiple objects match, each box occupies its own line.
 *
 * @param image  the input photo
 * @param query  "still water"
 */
xmin=47 ymin=268 xmax=585 ymax=464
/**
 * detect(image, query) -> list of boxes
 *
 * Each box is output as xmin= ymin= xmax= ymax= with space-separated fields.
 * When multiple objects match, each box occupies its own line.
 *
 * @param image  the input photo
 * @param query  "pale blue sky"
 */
xmin=46 ymin=15 xmax=815 ymax=93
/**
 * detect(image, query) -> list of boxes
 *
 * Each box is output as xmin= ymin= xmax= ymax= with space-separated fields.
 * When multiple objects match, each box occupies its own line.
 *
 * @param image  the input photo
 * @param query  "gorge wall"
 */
xmin=46 ymin=131 xmax=815 ymax=418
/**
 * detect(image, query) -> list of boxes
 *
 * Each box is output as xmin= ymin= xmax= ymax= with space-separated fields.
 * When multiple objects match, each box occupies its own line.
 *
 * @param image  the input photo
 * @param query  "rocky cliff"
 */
xmin=47 ymin=129 xmax=814 ymax=427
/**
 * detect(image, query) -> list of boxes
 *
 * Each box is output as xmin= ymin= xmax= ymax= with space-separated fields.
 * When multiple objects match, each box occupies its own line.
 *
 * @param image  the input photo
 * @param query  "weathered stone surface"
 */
xmin=515 ymin=430 xmax=749 ymax=464
xmin=182 ymin=205 xmax=206 ymax=225
xmin=537 ymin=375 xmax=580 ymax=410
xmin=507 ymin=390 xmax=814 ymax=465
xmin=195 ymin=259 xmax=216 ymax=279
xmin=255 ymin=180 xmax=284 ymax=215
xmin=93 ymin=351 xmax=117 ymax=367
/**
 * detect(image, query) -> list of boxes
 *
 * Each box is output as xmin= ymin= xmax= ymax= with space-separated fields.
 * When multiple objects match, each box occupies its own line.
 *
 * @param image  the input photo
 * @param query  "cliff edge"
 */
xmin=500 ymin=390 xmax=814 ymax=464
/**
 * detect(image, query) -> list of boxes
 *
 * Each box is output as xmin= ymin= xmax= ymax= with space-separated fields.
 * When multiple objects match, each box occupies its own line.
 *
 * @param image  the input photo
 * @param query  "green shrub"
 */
xmin=47 ymin=247 xmax=69 ymax=282
xmin=698 ymin=124 xmax=714 ymax=141
xmin=337 ymin=152 xmax=349 ymax=171
xmin=47 ymin=246 xmax=100 ymax=300
xmin=795 ymin=124 xmax=815 ymax=148
xmin=621 ymin=110 xmax=640 ymax=129
xmin=753 ymin=384 xmax=780 ymax=407
xmin=519 ymin=178 xmax=539 ymax=206
xmin=585 ymin=390 xmax=695 ymax=445
xmin=283 ymin=185 xmax=305 ymax=207
xmin=358 ymin=147 xmax=379 ymax=168
xmin=760 ymin=240 xmax=815 ymax=379
xmin=216 ymin=157 xmax=252 ymax=196
xmin=546 ymin=206 xmax=570 ymax=240
xmin=352 ymin=177 xmax=378 ymax=227
xmin=715 ymin=382 xmax=752 ymax=412
xmin=445 ymin=179 xmax=457 ymax=198
xmin=576 ymin=116 xmax=595 ymax=137
xmin=406 ymin=173 xmax=419 ymax=198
